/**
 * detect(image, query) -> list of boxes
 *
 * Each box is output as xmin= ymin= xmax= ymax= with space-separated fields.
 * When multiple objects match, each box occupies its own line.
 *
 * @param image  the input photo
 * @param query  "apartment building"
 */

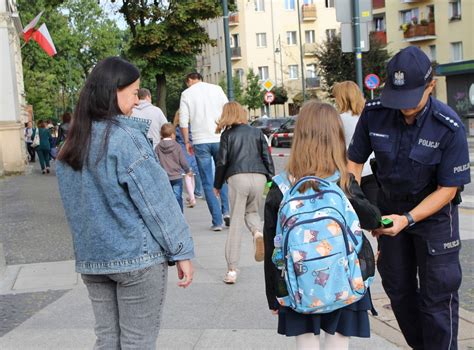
xmin=196 ymin=0 xmax=339 ymax=116
xmin=370 ymin=0 xmax=473 ymax=121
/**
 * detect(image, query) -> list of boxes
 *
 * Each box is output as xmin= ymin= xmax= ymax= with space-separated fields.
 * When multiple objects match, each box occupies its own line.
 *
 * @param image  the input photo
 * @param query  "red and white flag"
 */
xmin=23 ymin=11 xmax=43 ymax=42
xmin=31 ymin=23 xmax=57 ymax=57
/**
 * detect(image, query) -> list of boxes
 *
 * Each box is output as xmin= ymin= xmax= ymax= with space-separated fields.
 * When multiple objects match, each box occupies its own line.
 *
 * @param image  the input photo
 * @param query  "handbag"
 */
xmin=32 ymin=128 xmax=40 ymax=148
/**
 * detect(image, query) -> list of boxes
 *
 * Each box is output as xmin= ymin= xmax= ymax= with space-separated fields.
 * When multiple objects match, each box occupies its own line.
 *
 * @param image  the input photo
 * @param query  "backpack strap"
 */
xmin=272 ymin=172 xmax=292 ymax=196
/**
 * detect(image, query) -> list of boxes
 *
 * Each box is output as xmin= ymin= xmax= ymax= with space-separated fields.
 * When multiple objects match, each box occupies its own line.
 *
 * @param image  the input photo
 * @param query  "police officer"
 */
xmin=348 ymin=46 xmax=470 ymax=349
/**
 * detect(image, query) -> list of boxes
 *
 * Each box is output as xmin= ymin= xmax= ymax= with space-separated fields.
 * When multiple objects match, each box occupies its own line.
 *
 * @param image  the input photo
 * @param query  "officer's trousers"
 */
xmin=377 ymin=201 xmax=461 ymax=350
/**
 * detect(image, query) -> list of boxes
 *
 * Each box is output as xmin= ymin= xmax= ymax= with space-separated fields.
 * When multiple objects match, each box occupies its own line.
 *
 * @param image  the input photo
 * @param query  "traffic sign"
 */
xmin=364 ymin=74 xmax=380 ymax=90
xmin=335 ymin=0 xmax=372 ymax=23
xmin=264 ymin=91 xmax=275 ymax=104
xmin=262 ymin=79 xmax=274 ymax=92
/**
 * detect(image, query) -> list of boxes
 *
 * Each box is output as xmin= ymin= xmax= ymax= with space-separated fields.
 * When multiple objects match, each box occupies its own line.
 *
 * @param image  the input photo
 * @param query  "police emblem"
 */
xmin=393 ymin=71 xmax=405 ymax=86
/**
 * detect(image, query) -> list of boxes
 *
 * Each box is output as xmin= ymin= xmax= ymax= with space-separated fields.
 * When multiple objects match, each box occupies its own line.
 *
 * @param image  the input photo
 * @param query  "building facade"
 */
xmin=196 ymin=0 xmax=339 ymax=116
xmin=0 ymin=0 xmax=27 ymax=175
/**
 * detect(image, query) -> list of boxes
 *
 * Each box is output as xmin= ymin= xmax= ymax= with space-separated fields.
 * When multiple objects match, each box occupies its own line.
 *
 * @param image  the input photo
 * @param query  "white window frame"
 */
xmin=305 ymin=30 xmax=315 ymax=43
xmin=448 ymin=0 xmax=461 ymax=20
xmin=258 ymin=66 xmax=269 ymax=80
xmin=288 ymin=65 xmax=299 ymax=80
xmin=256 ymin=32 xmax=267 ymax=48
xmin=399 ymin=8 xmax=419 ymax=26
xmin=374 ymin=16 xmax=385 ymax=32
xmin=285 ymin=0 xmax=296 ymax=10
xmin=255 ymin=0 xmax=265 ymax=12
xmin=287 ymin=31 xmax=297 ymax=45
xmin=428 ymin=45 xmax=436 ymax=62
xmin=451 ymin=42 xmax=463 ymax=62
xmin=325 ymin=0 xmax=335 ymax=8
xmin=306 ymin=64 xmax=317 ymax=78
xmin=326 ymin=29 xmax=336 ymax=41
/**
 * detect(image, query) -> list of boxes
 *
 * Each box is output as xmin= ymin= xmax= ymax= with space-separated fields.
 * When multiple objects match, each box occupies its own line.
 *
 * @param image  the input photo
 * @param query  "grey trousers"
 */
xmin=82 ymin=263 xmax=168 ymax=350
xmin=226 ymin=173 xmax=267 ymax=270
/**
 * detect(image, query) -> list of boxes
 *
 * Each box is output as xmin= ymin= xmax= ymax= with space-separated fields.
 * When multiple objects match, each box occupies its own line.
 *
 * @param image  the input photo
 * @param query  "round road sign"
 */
xmin=364 ymin=74 xmax=380 ymax=90
xmin=264 ymin=91 xmax=275 ymax=104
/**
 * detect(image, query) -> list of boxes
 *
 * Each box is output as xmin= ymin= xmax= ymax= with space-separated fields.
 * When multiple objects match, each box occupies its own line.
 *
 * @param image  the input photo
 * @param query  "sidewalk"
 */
xmin=0 ymin=195 xmax=473 ymax=349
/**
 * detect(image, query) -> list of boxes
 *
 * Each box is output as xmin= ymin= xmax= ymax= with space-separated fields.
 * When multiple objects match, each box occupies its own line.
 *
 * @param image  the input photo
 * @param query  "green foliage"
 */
xmin=243 ymin=69 xmax=264 ymax=114
xmin=270 ymin=86 xmax=288 ymax=105
xmin=18 ymin=0 xmax=122 ymax=119
xmin=218 ymin=75 xmax=244 ymax=105
xmin=314 ymin=33 xmax=391 ymax=97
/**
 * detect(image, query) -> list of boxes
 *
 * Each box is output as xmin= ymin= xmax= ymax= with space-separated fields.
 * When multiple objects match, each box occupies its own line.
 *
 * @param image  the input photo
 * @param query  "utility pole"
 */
xmin=222 ymin=0 xmax=234 ymax=101
xmin=352 ymin=0 xmax=363 ymax=90
xmin=296 ymin=0 xmax=306 ymax=101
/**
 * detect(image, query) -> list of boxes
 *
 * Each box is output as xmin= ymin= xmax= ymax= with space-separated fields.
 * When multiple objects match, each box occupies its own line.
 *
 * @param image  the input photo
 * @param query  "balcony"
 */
xmin=231 ymin=46 xmax=242 ymax=60
xmin=229 ymin=13 xmax=239 ymax=26
xmin=402 ymin=22 xmax=436 ymax=42
xmin=373 ymin=0 xmax=385 ymax=9
xmin=303 ymin=43 xmax=317 ymax=56
xmin=302 ymin=4 xmax=316 ymax=21
xmin=306 ymin=77 xmax=321 ymax=89
xmin=371 ymin=31 xmax=387 ymax=45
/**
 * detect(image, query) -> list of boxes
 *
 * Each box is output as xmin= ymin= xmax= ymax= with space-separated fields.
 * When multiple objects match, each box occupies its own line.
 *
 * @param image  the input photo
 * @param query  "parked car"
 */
xmin=250 ymin=117 xmax=289 ymax=137
xmin=270 ymin=116 xmax=297 ymax=147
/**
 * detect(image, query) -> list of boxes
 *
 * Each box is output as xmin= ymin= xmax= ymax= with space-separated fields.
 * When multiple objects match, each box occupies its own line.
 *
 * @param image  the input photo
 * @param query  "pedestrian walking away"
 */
xmin=348 ymin=46 xmax=471 ymax=350
xmin=132 ymin=87 xmax=168 ymax=148
xmin=333 ymin=81 xmax=378 ymax=205
xmin=179 ymin=72 xmax=230 ymax=231
xmin=24 ymin=121 xmax=36 ymax=162
xmin=264 ymin=101 xmax=381 ymax=350
xmin=155 ymin=123 xmax=193 ymax=212
xmin=57 ymin=111 xmax=72 ymax=152
xmin=56 ymin=57 xmax=194 ymax=350
xmin=35 ymin=120 xmax=52 ymax=174
xmin=214 ymin=101 xmax=275 ymax=284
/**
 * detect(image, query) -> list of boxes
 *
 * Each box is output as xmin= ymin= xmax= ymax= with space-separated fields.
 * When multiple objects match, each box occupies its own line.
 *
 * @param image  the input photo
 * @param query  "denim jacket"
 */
xmin=57 ymin=116 xmax=194 ymax=274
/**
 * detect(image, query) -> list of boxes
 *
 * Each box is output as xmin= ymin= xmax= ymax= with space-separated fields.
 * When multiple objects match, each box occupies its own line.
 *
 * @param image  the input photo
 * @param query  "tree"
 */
xmin=218 ymin=75 xmax=244 ymax=105
xmin=314 ymin=33 xmax=391 ymax=96
xmin=243 ymin=69 xmax=264 ymax=116
xmin=112 ymin=0 xmax=234 ymax=116
xmin=270 ymin=86 xmax=288 ymax=105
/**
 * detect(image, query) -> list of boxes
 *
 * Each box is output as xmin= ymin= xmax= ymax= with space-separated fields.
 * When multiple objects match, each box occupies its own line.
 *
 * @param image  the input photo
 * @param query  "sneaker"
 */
xmin=223 ymin=215 xmax=231 ymax=227
xmin=211 ymin=225 xmax=223 ymax=232
xmin=46 ymin=168 xmax=50 ymax=174
xmin=253 ymin=231 xmax=264 ymax=262
xmin=194 ymin=193 xmax=204 ymax=199
xmin=223 ymin=270 xmax=237 ymax=284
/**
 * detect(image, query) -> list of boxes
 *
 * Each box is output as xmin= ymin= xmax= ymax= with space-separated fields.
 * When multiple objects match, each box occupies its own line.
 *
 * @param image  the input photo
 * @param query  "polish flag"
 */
xmin=31 ymin=24 xmax=57 ymax=57
xmin=23 ymin=11 xmax=43 ymax=42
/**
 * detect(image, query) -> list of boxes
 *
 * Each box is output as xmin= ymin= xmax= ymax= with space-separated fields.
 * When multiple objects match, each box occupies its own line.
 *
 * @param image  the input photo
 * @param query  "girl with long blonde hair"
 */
xmin=263 ymin=100 xmax=380 ymax=350
xmin=214 ymin=101 xmax=275 ymax=284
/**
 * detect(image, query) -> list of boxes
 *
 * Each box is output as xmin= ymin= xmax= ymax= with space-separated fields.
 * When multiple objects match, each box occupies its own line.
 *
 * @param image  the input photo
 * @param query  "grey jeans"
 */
xmin=81 ymin=263 xmax=168 ymax=350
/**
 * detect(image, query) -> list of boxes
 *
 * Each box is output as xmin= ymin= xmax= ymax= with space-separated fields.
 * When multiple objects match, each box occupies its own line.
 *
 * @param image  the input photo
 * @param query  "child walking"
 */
xmin=214 ymin=102 xmax=275 ymax=284
xmin=156 ymin=123 xmax=193 ymax=212
xmin=263 ymin=101 xmax=381 ymax=350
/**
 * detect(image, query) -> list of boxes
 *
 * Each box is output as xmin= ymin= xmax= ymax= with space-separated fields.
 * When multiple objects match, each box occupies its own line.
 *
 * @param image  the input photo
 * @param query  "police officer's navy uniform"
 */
xmin=348 ymin=47 xmax=470 ymax=350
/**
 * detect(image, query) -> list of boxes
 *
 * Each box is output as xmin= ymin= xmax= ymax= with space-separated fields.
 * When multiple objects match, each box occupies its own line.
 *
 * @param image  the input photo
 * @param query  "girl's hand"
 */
xmin=213 ymin=188 xmax=220 ymax=198
xmin=271 ymin=309 xmax=278 ymax=315
xmin=176 ymin=260 xmax=193 ymax=288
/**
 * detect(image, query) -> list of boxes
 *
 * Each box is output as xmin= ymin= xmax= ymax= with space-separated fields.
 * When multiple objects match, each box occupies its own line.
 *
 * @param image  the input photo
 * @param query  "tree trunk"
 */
xmin=156 ymin=73 xmax=167 ymax=118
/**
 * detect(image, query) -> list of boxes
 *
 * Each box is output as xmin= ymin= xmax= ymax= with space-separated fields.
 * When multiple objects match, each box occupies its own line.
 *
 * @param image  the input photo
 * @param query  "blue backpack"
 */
xmin=271 ymin=172 xmax=372 ymax=314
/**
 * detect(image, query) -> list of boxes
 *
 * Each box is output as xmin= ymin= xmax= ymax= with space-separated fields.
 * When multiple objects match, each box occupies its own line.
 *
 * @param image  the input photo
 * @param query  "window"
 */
xmin=235 ymin=68 xmax=245 ymax=82
xmin=399 ymin=8 xmax=419 ymax=25
xmin=326 ymin=29 xmax=336 ymax=41
xmin=287 ymin=31 xmax=297 ymax=45
xmin=325 ymin=0 xmax=335 ymax=8
xmin=449 ymin=0 xmax=461 ymax=20
xmin=258 ymin=66 xmax=269 ymax=80
xmin=428 ymin=45 xmax=437 ymax=62
xmin=256 ymin=33 xmax=267 ymax=47
xmin=304 ymin=0 xmax=314 ymax=4
xmin=374 ymin=16 xmax=385 ymax=31
xmin=285 ymin=0 xmax=295 ymax=10
xmin=255 ymin=0 xmax=265 ymax=12
xmin=288 ymin=65 xmax=299 ymax=79
xmin=305 ymin=30 xmax=315 ymax=43
xmin=451 ymin=42 xmax=463 ymax=62
xmin=306 ymin=64 xmax=317 ymax=78
xmin=231 ymin=34 xmax=240 ymax=48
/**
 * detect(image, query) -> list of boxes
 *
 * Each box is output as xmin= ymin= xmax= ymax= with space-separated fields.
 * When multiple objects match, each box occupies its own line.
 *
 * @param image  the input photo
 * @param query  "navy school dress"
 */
xmin=263 ymin=176 xmax=381 ymax=337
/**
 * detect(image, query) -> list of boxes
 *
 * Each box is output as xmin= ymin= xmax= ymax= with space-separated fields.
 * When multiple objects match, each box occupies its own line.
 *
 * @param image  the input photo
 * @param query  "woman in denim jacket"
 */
xmin=56 ymin=57 xmax=194 ymax=349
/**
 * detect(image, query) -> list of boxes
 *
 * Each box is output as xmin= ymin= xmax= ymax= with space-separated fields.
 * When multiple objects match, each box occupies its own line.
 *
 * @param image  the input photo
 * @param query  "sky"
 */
xmin=100 ymin=0 xmax=127 ymax=30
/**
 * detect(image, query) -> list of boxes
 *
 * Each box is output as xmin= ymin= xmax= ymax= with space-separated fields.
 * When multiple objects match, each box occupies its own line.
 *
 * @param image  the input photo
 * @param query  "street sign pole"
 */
xmin=352 ymin=0 xmax=363 ymax=90
xmin=222 ymin=0 xmax=234 ymax=101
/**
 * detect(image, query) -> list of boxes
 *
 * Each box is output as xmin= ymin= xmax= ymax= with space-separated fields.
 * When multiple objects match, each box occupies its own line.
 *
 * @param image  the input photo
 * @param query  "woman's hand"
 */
xmin=372 ymin=214 xmax=408 ymax=238
xmin=271 ymin=309 xmax=278 ymax=315
xmin=176 ymin=260 xmax=193 ymax=288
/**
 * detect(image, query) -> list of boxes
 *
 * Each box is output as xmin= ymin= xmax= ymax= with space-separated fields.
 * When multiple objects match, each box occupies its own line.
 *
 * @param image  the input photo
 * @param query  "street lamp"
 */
xmin=274 ymin=35 xmax=286 ymax=117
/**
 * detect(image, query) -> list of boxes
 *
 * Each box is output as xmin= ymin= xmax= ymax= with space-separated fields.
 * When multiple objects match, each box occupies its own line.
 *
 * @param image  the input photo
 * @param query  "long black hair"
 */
xmin=58 ymin=57 xmax=140 ymax=170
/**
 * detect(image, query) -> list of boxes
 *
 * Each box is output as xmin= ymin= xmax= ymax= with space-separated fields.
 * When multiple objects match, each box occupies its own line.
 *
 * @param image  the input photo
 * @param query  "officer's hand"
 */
xmin=372 ymin=214 xmax=408 ymax=238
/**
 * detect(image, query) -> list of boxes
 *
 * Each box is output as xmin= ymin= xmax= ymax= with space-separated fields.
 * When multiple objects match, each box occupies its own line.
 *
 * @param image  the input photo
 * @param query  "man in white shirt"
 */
xmin=179 ymin=72 xmax=230 ymax=231
xmin=132 ymin=88 xmax=168 ymax=148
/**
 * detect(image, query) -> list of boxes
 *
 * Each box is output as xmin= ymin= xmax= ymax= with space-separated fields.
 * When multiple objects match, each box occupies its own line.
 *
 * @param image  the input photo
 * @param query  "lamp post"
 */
xmin=274 ymin=35 xmax=286 ymax=117
xmin=222 ymin=0 xmax=234 ymax=100
xmin=296 ymin=0 xmax=306 ymax=102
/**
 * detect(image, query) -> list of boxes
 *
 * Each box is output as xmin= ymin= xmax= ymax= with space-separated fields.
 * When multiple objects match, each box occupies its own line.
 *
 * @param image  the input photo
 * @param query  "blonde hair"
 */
xmin=160 ymin=123 xmax=176 ymax=138
xmin=215 ymin=101 xmax=248 ymax=133
xmin=332 ymin=81 xmax=365 ymax=116
xmin=287 ymin=101 xmax=350 ymax=194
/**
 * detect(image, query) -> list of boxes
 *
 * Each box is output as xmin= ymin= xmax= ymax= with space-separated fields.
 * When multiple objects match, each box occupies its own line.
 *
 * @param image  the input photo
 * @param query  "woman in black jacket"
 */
xmin=264 ymin=101 xmax=381 ymax=349
xmin=214 ymin=102 xmax=275 ymax=284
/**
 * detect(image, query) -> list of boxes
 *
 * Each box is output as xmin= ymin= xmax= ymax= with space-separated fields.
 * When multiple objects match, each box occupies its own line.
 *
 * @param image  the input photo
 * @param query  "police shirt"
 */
xmin=348 ymin=97 xmax=470 ymax=195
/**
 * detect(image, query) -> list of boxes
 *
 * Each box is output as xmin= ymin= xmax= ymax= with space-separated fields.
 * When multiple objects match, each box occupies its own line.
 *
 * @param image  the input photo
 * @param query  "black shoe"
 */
xmin=223 ymin=215 xmax=230 ymax=227
xmin=46 ymin=168 xmax=50 ymax=174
